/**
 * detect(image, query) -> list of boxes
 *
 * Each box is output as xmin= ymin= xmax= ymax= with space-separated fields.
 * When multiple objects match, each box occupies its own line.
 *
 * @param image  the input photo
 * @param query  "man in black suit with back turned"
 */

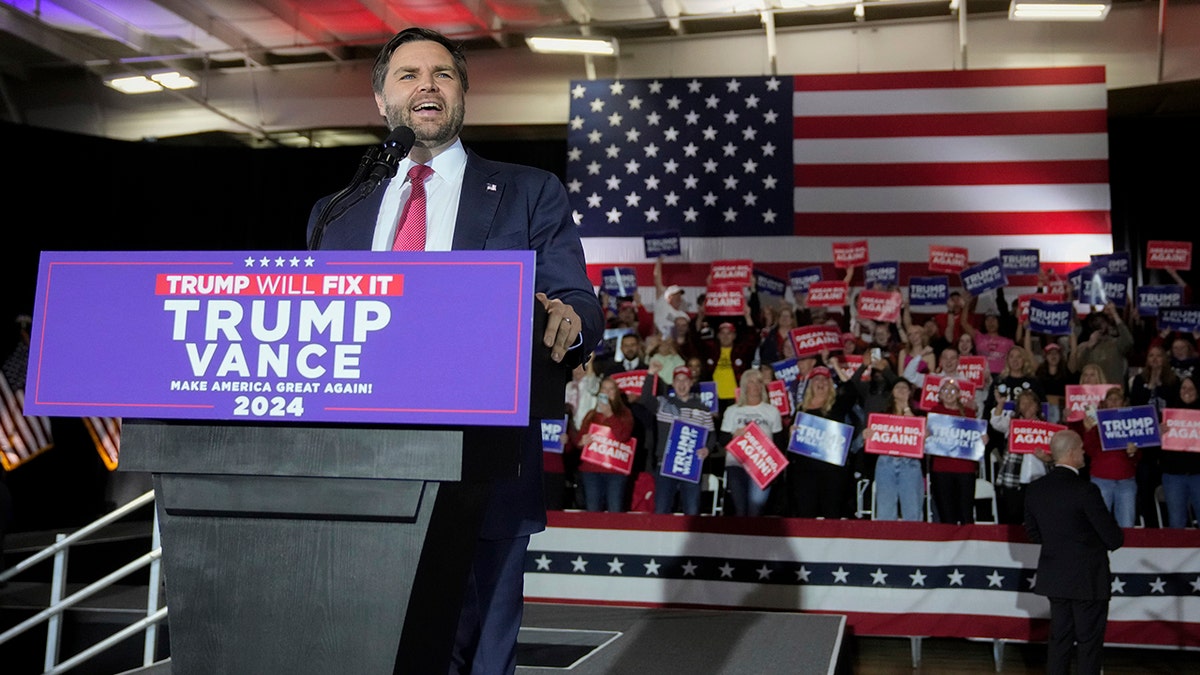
xmin=307 ymin=27 xmax=602 ymax=675
xmin=1024 ymin=429 xmax=1124 ymax=675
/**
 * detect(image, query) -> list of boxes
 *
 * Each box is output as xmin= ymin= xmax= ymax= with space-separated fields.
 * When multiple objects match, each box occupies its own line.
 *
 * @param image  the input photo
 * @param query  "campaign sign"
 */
xmin=710 ymin=259 xmax=754 ymax=287
xmin=855 ymin=289 xmax=902 ymax=323
xmin=1091 ymin=252 xmax=1131 ymax=276
xmin=929 ymin=245 xmax=968 ymax=273
xmin=643 ymin=230 xmax=681 ymax=258
xmin=1044 ymin=273 xmax=1071 ymax=302
xmin=1064 ymin=384 xmax=1112 ymax=422
xmin=836 ymin=354 xmax=867 ymax=382
xmin=601 ymin=266 xmax=637 ymax=299
xmin=1028 ymin=298 xmax=1073 ymax=336
xmin=957 ymin=356 xmax=988 ymax=388
xmin=1146 ymin=240 xmax=1192 ymax=271
xmin=1136 ymin=285 xmax=1184 ymax=317
xmin=703 ymin=283 xmax=746 ymax=317
xmin=581 ymin=423 xmax=636 ymax=474
xmin=918 ymin=375 xmax=977 ymax=412
xmin=1066 ymin=266 xmax=1093 ymax=302
xmin=806 ymin=281 xmax=849 ymax=308
xmin=960 ymin=257 xmax=1007 ymax=296
xmin=1081 ymin=273 xmax=1128 ymax=307
xmin=772 ymin=358 xmax=799 ymax=387
xmin=541 ymin=416 xmax=568 ymax=453
xmin=24 ymin=250 xmax=534 ymax=426
xmin=1008 ymin=419 xmax=1066 ymax=454
xmin=923 ymin=412 xmax=987 ymax=462
xmin=789 ymin=267 xmax=823 ymax=295
xmin=697 ymin=381 xmax=719 ymax=414
xmin=787 ymin=412 xmax=854 ymax=466
xmin=726 ymin=422 xmax=789 ymax=489
xmin=1158 ymin=306 xmax=1200 ymax=333
xmin=610 ymin=369 xmax=650 ymax=399
xmin=1000 ymin=248 xmax=1040 ymax=276
xmin=832 ymin=240 xmax=868 ymax=269
xmin=754 ymin=270 xmax=787 ymax=304
xmin=865 ymin=261 xmax=899 ymax=289
xmin=789 ymin=325 xmax=842 ymax=358
xmin=908 ymin=276 xmax=949 ymax=309
xmin=1096 ymin=405 xmax=1162 ymax=451
xmin=767 ymin=379 xmax=792 ymax=417
xmin=1018 ymin=293 xmax=1064 ymax=323
xmin=661 ymin=420 xmax=708 ymax=483
xmin=1161 ymin=408 xmax=1200 ymax=452
xmin=864 ymin=413 xmax=926 ymax=458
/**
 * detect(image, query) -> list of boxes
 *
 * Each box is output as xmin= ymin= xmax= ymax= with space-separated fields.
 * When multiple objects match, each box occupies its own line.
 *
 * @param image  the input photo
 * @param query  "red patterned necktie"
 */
xmin=391 ymin=164 xmax=434 ymax=251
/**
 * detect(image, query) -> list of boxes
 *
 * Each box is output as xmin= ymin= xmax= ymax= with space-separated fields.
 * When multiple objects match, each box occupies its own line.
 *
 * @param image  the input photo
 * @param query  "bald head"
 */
xmin=1049 ymin=429 xmax=1084 ymax=467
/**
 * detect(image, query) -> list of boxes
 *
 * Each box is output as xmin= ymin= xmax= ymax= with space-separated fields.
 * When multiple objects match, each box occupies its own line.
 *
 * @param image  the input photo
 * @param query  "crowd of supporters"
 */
xmin=546 ymin=264 xmax=1200 ymax=530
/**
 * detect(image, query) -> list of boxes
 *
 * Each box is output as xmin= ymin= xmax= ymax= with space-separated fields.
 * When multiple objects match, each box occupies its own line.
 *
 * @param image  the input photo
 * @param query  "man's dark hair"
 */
xmin=372 ymin=27 xmax=469 ymax=94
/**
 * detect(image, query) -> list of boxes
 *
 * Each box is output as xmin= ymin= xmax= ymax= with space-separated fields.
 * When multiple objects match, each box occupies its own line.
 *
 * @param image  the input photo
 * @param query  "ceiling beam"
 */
xmin=146 ymin=0 xmax=274 ymax=67
xmin=240 ymin=0 xmax=350 ymax=62
xmin=50 ymin=0 xmax=191 ymax=56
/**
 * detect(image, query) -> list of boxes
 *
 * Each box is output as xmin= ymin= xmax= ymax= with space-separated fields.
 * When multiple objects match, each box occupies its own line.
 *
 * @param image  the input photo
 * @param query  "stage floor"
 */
xmin=518 ymin=603 xmax=846 ymax=674
xmin=117 ymin=603 xmax=846 ymax=674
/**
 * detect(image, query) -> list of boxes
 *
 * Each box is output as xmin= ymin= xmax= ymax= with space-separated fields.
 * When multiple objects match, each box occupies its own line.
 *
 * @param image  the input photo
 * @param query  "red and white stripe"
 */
xmin=0 ymin=376 xmax=53 ymax=470
xmin=582 ymin=67 xmax=1112 ymax=289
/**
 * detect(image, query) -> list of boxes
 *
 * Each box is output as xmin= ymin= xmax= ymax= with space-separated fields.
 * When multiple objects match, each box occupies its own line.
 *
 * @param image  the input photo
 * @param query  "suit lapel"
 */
xmin=452 ymin=152 xmax=502 ymax=251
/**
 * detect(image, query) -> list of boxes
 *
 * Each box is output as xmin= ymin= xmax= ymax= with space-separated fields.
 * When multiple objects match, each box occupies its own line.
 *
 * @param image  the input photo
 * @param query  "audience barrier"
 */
xmin=526 ymin=512 xmax=1200 ymax=648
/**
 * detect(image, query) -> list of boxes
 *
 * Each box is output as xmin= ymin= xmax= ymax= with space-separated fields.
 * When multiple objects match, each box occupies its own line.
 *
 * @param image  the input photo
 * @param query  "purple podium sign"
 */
xmin=25 ymin=250 xmax=535 ymax=427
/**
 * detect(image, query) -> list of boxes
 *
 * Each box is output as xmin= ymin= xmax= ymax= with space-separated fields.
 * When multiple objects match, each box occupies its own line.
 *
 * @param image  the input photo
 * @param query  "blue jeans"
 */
xmin=724 ymin=465 xmax=771 ymax=517
xmin=580 ymin=472 xmax=626 ymax=512
xmin=1161 ymin=473 xmax=1200 ymax=528
xmin=1091 ymin=476 xmax=1137 ymax=528
xmin=874 ymin=455 xmax=925 ymax=521
xmin=655 ymin=473 xmax=701 ymax=515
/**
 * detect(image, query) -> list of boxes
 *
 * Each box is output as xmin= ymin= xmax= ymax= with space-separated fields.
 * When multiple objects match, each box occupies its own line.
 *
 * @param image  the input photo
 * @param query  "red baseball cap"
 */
xmin=673 ymin=365 xmax=693 ymax=379
xmin=807 ymin=366 xmax=832 ymax=380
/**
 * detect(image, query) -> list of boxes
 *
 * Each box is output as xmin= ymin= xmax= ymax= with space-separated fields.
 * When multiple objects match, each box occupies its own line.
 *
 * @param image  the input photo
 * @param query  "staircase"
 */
xmin=0 ymin=493 xmax=169 ymax=675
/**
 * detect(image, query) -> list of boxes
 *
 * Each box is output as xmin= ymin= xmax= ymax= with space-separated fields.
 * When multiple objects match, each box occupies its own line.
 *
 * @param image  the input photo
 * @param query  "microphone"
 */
xmin=307 ymin=127 xmax=417 ymax=250
xmin=361 ymin=126 xmax=417 ymax=192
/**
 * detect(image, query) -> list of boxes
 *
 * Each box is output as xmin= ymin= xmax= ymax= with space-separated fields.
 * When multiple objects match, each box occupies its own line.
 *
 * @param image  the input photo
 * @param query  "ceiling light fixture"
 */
xmin=1009 ymin=0 xmax=1111 ymax=20
xmin=105 ymin=71 xmax=198 ymax=95
xmin=525 ymin=35 xmax=618 ymax=57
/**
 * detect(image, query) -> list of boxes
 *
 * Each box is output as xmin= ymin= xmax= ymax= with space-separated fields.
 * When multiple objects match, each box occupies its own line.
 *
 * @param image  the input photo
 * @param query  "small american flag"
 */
xmin=0 ymin=374 xmax=53 ymax=471
xmin=84 ymin=416 xmax=121 ymax=471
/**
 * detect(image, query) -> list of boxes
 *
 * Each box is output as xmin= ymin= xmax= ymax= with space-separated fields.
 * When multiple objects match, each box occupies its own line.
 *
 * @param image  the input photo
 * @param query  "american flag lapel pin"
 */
xmin=486 ymin=183 xmax=497 ymax=192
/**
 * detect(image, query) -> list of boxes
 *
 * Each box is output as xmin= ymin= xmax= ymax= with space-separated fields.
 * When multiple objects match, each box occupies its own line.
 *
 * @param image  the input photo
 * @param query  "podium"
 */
xmin=23 ymin=250 xmax=543 ymax=674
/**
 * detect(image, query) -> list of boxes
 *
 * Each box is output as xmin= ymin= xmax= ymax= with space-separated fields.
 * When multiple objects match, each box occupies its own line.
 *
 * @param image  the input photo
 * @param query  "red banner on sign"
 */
xmin=709 ymin=259 xmax=755 ymax=287
xmin=929 ymin=245 xmax=969 ymax=273
xmin=957 ymin=356 xmax=989 ymax=388
xmin=789 ymin=325 xmax=842 ymax=358
xmin=865 ymin=413 xmax=926 ymax=458
xmin=1162 ymin=408 xmax=1200 ymax=452
xmin=855 ymin=289 xmax=902 ymax=323
xmin=767 ymin=379 xmax=792 ymax=418
xmin=610 ymin=369 xmax=651 ymax=399
xmin=1008 ymin=418 xmax=1067 ymax=454
xmin=725 ymin=422 xmax=788 ymax=489
xmin=1146 ymin=240 xmax=1192 ymax=271
xmin=806 ymin=281 xmax=849 ymax=308
xmin=1064 ymin=384 xmax=1113 ymax=422
xmin=832 ymin=240 xmax=869 ymax=269
xmin=581 ymin=423 xmax=637 ymax=475
xmin=703 ymin=283 xmax=746 ymax=317
xmin=919 ymin=374 xmax=977 ymax=412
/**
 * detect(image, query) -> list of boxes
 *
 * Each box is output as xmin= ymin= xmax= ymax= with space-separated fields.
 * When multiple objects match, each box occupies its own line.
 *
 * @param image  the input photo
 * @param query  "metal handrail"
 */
xmin=0 ymin=489 xmax=167 ymax=673
xmin=0 ymin=489 xmax=156 ymax=584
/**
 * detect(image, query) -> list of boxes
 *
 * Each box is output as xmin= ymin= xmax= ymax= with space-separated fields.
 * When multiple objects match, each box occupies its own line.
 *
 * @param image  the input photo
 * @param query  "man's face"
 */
xmin=374 ymin=40 xmax=466 ymax=154
xmin=673 ymin=373 xmax=692 ymax=397
xmin=718 ymin=326 xmax=735 ymax=346
xmin=620 ymin=336 xmax=641 ymax=360
xmin=669 ymin=291 xmax=684 ymax=309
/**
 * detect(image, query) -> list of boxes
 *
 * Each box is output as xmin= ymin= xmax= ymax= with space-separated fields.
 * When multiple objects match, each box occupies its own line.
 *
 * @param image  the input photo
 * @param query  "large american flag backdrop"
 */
xmin=526 ymin=513 xmax=1200 ymax=648
xmin=566 ymin=66 xmax=1112 ymax=288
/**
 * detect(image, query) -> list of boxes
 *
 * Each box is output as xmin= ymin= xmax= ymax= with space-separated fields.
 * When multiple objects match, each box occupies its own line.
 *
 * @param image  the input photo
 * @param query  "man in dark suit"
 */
xmin=307 ymin=27 xmax=602 ymax=675
xmin=1024 ymin=429 xmax=1124 ymax=675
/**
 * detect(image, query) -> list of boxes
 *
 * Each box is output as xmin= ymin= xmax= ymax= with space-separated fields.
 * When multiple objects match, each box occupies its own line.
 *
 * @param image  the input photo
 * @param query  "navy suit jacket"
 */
xmin=1024 ymin=466 xmax=1124 ymax=601
xmin=307 ymin=148 xmax=603 ymax=538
